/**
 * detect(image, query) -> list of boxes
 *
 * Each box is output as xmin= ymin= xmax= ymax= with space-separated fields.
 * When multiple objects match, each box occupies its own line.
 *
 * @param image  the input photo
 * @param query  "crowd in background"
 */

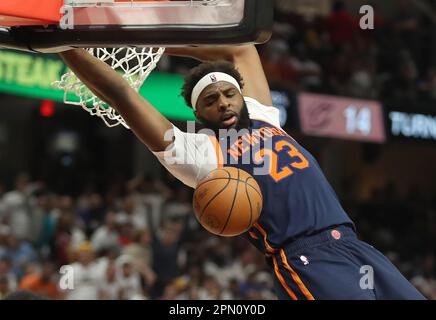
xmin=0 ymin=171 xmax=435 ymax=300
xmin=266 ymin=0 xmax=436 ymax=110
xmin=268 ymin=0 xmax=436 ymax=105
xmin=342 ymin=182 xmax=436 ymax=299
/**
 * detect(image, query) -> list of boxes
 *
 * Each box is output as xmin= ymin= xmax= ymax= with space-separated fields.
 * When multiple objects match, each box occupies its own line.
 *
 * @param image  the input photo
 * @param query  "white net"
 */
xmin=53 ymin=47 xmax=165 ymax=129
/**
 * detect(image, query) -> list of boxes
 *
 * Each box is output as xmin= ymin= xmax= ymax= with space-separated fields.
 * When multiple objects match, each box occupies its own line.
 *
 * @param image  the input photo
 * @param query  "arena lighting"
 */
xmin=39 ymin=100 xmax=55 ymax=117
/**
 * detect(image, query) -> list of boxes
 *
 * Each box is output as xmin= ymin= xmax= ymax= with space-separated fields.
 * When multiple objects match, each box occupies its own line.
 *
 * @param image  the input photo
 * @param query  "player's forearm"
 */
xmin=165 ymin=45 xmax=253 ymax=62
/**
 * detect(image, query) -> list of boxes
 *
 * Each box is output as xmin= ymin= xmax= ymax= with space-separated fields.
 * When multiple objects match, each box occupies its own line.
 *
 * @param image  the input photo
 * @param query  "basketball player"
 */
xmin=59 ymin=46 xmax=425 ymax=300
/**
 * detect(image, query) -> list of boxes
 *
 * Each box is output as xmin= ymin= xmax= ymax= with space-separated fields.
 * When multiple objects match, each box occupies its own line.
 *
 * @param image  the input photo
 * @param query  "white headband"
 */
xmin=191 ymin=72 xmax=242 ymax=110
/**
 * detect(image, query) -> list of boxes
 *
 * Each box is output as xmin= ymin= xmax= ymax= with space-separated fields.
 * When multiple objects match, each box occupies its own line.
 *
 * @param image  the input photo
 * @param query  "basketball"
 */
xmin=193 ymin=167 xmax=263 ymax=237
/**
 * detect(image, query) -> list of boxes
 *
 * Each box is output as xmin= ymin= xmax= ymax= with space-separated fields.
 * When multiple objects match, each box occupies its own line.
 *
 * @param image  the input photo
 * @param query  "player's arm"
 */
xmin=166 ymin=45 xmax=273 ymax=106
xmin=59 ymin=49 xmax=173 ymax=152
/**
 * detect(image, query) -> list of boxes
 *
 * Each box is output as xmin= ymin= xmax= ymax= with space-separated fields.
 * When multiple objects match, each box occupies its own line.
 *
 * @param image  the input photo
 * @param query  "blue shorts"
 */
xmin=267 ymin=225 xmax=426 ymax=300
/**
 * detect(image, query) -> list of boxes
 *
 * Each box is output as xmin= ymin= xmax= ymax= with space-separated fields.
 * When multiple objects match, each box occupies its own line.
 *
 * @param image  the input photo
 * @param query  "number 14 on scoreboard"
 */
xmin=344 ymin=106 xmax=372 ymax=136
xmin=298 ymin=93 xmax=386 ymax=144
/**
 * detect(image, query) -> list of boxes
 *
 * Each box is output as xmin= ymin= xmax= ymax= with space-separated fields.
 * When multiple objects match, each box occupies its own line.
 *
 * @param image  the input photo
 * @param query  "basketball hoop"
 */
xmin=0 ymin=0 xmax=273 ymax=128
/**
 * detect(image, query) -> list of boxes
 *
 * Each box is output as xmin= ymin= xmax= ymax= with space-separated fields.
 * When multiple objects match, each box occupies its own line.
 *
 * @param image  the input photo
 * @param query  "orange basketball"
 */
xmin=193 ymin=167 xmax=263 ymax=237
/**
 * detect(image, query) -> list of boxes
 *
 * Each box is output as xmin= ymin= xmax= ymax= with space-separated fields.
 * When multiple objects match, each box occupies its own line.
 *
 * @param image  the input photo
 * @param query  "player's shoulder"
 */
xmin=244 ymin=96 xmax=281 ymax=128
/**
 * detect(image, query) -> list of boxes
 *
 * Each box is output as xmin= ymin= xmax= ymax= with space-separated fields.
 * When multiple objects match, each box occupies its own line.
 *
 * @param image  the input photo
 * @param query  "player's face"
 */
xmin=195 ymin=82 xmax=249 ymax=131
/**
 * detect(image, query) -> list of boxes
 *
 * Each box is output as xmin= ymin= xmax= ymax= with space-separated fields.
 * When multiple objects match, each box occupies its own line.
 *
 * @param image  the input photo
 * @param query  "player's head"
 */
xmin=182 ymin=61 xmax=250 ymax=131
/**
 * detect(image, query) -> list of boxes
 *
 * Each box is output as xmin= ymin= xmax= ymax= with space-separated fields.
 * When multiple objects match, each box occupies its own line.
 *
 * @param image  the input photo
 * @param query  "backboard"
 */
xmin=0 ymin=0 xmax=273 ymax=52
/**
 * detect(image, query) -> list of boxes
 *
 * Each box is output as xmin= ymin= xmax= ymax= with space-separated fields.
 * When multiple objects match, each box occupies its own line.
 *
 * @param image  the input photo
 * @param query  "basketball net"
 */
xmin=53 ymin=47 xmax=165 ymax=129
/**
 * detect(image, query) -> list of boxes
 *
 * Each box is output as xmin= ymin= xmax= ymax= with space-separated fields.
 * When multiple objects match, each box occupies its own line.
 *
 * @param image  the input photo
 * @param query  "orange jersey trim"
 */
xmin=253 ymin=223 xmax=277 ymax=255
xmin=207 ymin=135 xmax=224 ymax=168
xmin=280 ymin=249 xmax=315 ymax=300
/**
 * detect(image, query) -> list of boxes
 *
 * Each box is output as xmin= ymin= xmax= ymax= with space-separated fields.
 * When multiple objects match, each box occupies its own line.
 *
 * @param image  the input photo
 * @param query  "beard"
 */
xmin=201 ymin=101 xmax=251 ymax=136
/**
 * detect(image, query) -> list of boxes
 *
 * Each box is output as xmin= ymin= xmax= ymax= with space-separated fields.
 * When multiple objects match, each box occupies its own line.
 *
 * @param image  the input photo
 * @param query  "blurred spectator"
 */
xmin=326 ymin=1 xmax=357 ymax=47
xmin=0 ymin=173 xmax=33 ymax=241
xmin=77 ymin=193 xmax=105 ymax=237
xmin=198 ymin=276 xmax=231 ymax=300
xmin=392 ymin=0 xmax=420 ymax=52
xmin=122 ymin=228 xmax=156 ymax=290
xmin=115 ymin=255 xmax=145 ymax=300
xmin=348 ymin=56 xmax=379 ymax=99
xmin=91 ymin=211 xmax=120 ymax=253
xmin=1 ymin=289 xmax=49 ymax=300
xmin=204 ymin=238 xmax=235 ymax=288
xmin=382 ymin=50 xmax=419 ymax=104
xmin=64 ymin=241 xmax=102 ymax=300
xmin=52 ymin=208 xmax=86 ymax=266
xmin=151 ymin=217 xmax=188 ymax=297
xmin=162 ymin=184 xmax=193 ymax=221
xmin=33 ymin=191 xmax=56 ymax=256
xmin=418 ymin=67 xmax=436 ymax=100
xmin=116 ymin=195 xmax=148 ymax=232
xmin=411 ymin=252 xmax=436 ymax=299
xmin=0 ymin=224 xmax=10 ymax=258
xmin=239 ymin=272 xmax=265 ymax=300
xmin=0 ymin=257 xmax=17 ymax=293
xmin=159 ymin=281 xmax=181 ymax=300
xmin=98 ymin=261 xmax=120 ymax=300
xmin=261 ymin=39 xmax=298 ymax=92
xmin=2 ymin=233 xmax=37 ymax=279
xmin=0 ymin=275 xmax=11 ymax=299
xmin=19 ymin=261 xmax=61 ymax=299
xmin=289 ymin=43 xmax=322 ymax=91
xmin=117 ymin=219 xmax=135 ymax=247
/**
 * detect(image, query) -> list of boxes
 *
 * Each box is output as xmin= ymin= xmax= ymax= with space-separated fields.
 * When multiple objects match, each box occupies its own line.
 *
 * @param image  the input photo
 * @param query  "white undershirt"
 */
xmin=152 ymin=97 xmax=281 ymax=188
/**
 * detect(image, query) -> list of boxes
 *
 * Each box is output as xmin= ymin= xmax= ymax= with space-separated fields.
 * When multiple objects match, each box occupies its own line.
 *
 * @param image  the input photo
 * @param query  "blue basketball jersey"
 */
xmin=217 ymin=117 xmax=354 ymax=255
